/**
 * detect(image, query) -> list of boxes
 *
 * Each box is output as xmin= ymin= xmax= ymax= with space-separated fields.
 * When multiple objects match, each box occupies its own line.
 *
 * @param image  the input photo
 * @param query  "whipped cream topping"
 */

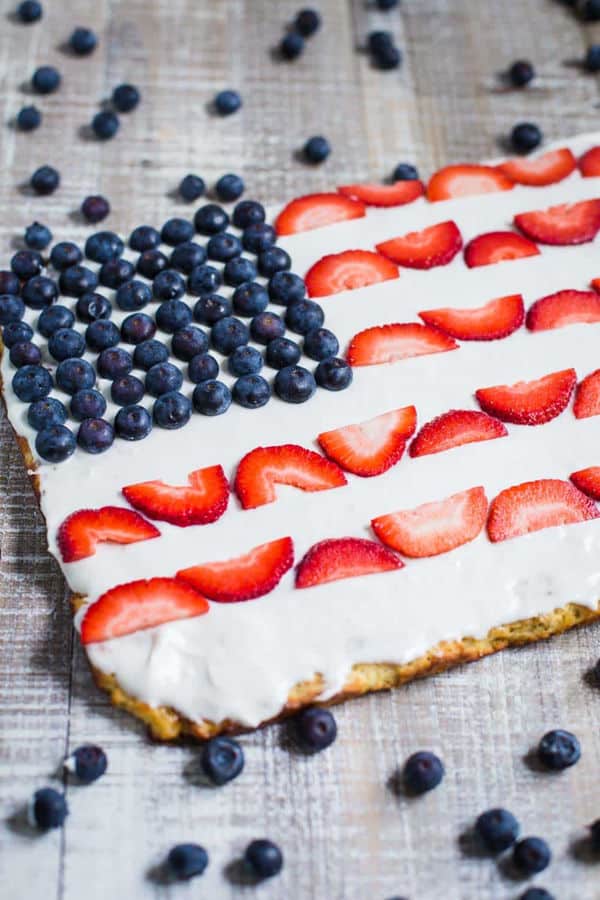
xmin=4 ymin=131 xmax=600 ymax=728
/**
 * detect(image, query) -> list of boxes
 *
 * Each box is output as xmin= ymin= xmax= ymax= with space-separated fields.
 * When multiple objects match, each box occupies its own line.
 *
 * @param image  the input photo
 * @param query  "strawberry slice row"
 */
xmin=409 ymin=409 xmax=508 ymax=458
xmin=295 ymin=537 xmax=403 ymax=589
xmin=337 ymin=180 xmax=424 ymax=207
xmin=317 ymin=406 xmax=417 ymax=477
xmin=497 ymin=148 xmax=576 ymax=187
xmin=376 ymin=220 xmax=463 ymax=269
xmin=347 ymin=323 xmax=458 ymax=367
xmin=122 ymin=465 xmax=229 ymax=527
xmin=574 ymin=369 xmax=600 ymax=419
xmin=570 ymin=467 xmax=600 ymax=500
xmin=463 ymin=231 xmax=539 ymax=268
xmin=475 ymin=368 xmax=577 ymax=426
xmin=419 ymin=294 xmax=525 ymax=341
xmin=58 ymin=507 xmax=161 ymax=563
xmin=487 ymin=479 xmax=598 ymax=543
xmin=275 ymin=193 xmax=366 ymax=236
xmin=305 ymin=249 xmax=399 ymax=298
xmin=234 ymin=444 xmax=347 ymax=509
xmin=514 ymin=199 xmax=600 ymax=246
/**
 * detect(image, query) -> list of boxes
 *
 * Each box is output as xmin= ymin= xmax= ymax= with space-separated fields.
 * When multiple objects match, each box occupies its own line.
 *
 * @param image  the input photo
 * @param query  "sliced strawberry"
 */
xmin=570 ymin=467 xmax=600 ymax=500
xmin=347 ymin=322 xmax=458 ymax=367
xmin=426 ymin=164 xmax=514 ymax=202
xmin=176 ymin=537 xmax=294 ymax=602
xmin=591 ymin=277 xmax=600 ymax=294
xmin=463 ymin=231 xmax=540 ymax=268
xmin=419 ymin=294 xmax=524 ymax=341
xmin=371 ymin=486 xmax=488 ymax=558
xmin=80 ymin=578 xmax=209 ymax=644
xmin=514 ymin=199 xmax=600 ymax=245
xmin=317 ymin=406 xmax=417 ymax=477
xmin=375 ymin=220 xmax=463 ymax=269
xmin=525 ymin=289 xmax=600 ymax=332
xmin=274 ymin=193 xmax=366 ymax=236
xmin=475 ymin=368 xmax=577 ymax=426
xmin=295 ymin=537 xmax=402 ymax=588
xmin=122 ymin=465 xmax=229 ymax=527
xmin=573 ymin=369 xmax=600 ymax=419
xmin=234 ymin=444 xmax=346 ymax=509
xmin=578 ymin=146 xmax=600 ymax=178
xmin=305 ymin=249 xmax=399 ymax=298
xmin=409 ymin=409 xmax=508 ymax=458
xmin=487 ymin=479 xmax=598 ymax=542
xmin=496 ymin=148 xmax=576 ymax=186
xmin=337 ymin=180 xmax=424 ymax=207
xmin=58 ymin=507 xmax=160 ymax=563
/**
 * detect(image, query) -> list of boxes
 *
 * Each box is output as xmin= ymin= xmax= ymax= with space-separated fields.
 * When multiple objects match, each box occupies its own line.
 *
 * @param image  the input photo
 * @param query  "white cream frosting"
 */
xmin=4 ymin=131 xmax=600 ymax=727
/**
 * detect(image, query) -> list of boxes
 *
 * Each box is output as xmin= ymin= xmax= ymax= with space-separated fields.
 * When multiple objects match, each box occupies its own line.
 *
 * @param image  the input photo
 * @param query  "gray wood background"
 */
xmin=2 ymin=1 xmax=600 ymax=898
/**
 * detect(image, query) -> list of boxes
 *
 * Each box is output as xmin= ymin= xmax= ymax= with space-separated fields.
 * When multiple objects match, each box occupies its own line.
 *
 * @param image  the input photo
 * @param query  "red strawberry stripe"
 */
xmin=122 ymin=465 xmax=229 ymax=527
xmin=58 ymin=506 xmax=160 ymax=563
xmin=574 ymin=369 xmax=600 ymax=419
xmin=426 ymin=164 xmax=514 ymax=202
xmin=337 ymin=180 xmax=424 ymax=207
xmin=464 ymin=231 xmax=540 ymax=268
xmin=578 ymin=146 xmax=600 ymax=178
xmin=275 ymin=193 xmax=365 ymax=236
xmin=409 ymin=409 xmax=508 ymax=458
xmin=347 ymin=323 xmax=458 ymax=367
xmin=295 ymin=537 xmax=402 ymax=588
xmin=526 ymin=289 xmax=600 ymax=332
xmin=176 ymin=537 xmax=294 ymax=602
xmin=317 ymin=406 xmax=417 ymax=477
xmin=371 ymin=486 xmax=488 ymax=558
xmin=234 ymin=444 xmax=347 ymax=509
xmin=419 ymin=294 xmax=524 ymax=341
xmin=570 ymin=467 xmax=600 ymax=500
xmin=487 ymin=479 xmax=598 ymax=542
xmin=497 ymin=148 xmax=576 ymax=186
xmin=514 ymin=200 xmax=600 ymax=245
xmin=475 ymin=368 xmax=577 ymax=426
xmin=80 ymin=578 xmax=209 ymax=644
xmin=376 ymin=220 xmax=463 ymax=269
xmin=305 ymin=249 xmax=399 ymax=298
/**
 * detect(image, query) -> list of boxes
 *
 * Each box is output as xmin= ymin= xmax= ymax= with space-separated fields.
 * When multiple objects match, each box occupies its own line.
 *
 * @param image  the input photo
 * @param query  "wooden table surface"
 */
xmin=2 ymin=1 xmax=600 ymax=898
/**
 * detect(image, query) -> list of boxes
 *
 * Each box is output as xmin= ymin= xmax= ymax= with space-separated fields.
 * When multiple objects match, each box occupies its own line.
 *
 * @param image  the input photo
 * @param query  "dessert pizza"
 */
xmin=3 ymin=131 xmax=600 ymax=740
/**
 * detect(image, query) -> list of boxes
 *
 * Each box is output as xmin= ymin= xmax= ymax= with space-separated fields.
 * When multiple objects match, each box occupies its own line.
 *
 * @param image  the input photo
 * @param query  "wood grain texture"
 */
xmin=2 ymin=0 xmax=600 ymax=897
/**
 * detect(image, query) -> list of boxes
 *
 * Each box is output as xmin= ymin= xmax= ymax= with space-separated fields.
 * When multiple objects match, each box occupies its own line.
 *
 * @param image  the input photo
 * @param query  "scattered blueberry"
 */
xmin=187 ymin=264 xmax=223 ymax=296
xmin=513 ymin=837 xmax=552 ymax=875
xmin=24 ymin=221 xmax=52 ymax=250
xmin=250 ymin=310 xmax=285 ymax=344
xmin=224 ymin=256 xmax=257 ymax=286
xmin=171 ymin=324 xmax=208 ymax=361
xmin=511 ymin=122 xmax=542 ymax=153
xmin=215 ymin=173 xmax=245 ymax=203
xmin=17 ymin=0 xmax=43 ymax=23
xmin=0 ymin=294 xmax=25 ymax=324
xmin=81 ymin=195 xmax=110 ymax=224
xmin=166 ymin=844 xmax=209 ymax=880
xmin=258 ymin=246 xmax=291 ymax=277
xmin=69 ymin=26 xmax=97 ymax=55
xmin=315 ymin=356 xmax=353 ymax=391
xmin=99 ymin=257 xmax=135 ymax=289
xmin=77 ymin=417 xmax=114 ymax=453
xmin=50 ymin=241 xmax=83 ymax=270
xmin=295 ymin=707 xmax=337 ymax=751
xmin=96 ymin=347 xmax=133 ymax=379
xmin=582 ymin=0 xmax=600 ymax=22
xmin=155 ymin=298 xmax=192 ymax=333
xmin=303 ymin=135 xmax=330 ymax=164
xmin=0 ymin=270 xmax=21 ymax=294
xmin=55 ymin=358 xmax=96 ymax=393
xmin=11 ymin=249 xmax=43 ymax=280
xmin=232 ymin=373 xmax=271 ymax=408
xmin=137 ymin=249 xmax=168 ymax=279
xmin=242 ymin=222 xmax=277 ymax=254
xmin=112 ymin=83 xmax=140 ymax=112
xmin=30 ymin=788 xmax=68 ymax=829
xmin=17 ymin=105 xmax=42 ymax=131
xmin=211 ymin=315 xmax=249 ymax=354
xmin=403 ymin=751 xmax=444 ymax=794
xmin=111 ymin=374 xmax=145 ymax=406
xmin=590 ymin=818 xmax=600 ymax=851
xmin=285 ymin=298 xmax=324 ymax=334
xmin=120 ymin=312 xmax=156 ymax=344
xmin=3 ymin=320 xmax=34 ymax=347
xmin=233 ymin=200 xmax=265 ymax=229
xmin=194 ymin=203 xmax=229 ymax=235
xmin=266 ymin=336 xmax=301 ymax=369
xmin=304 ymin=327 xmax=339 ymax=360
xmin=22 ymin=275 xmax=58 ymax=309
xmin=179 ymin=173 xmax=205 ymax=202
xmin=129 ymin=225 xmax=161 ymax=252
xmin=48 ymin=328 xmax=86 ymax=361
xmin=32 ymin=65 xmax=61 ymax=94
xmin=368 ymin=30 xmax=393 ymax=55
xmin=152 ymin=269 xmax=185 ymax=301
xmin=145 ymin=361 xmax=184 ymax=396
xmin=585 ymin=44 xmax=600 ymax=72
xmin=27 ymin=397 xmax=67 ymax=431
xmin=232 ymin=282 xmax=269 ymax=317
xmin=475 ymin=808 xmax=520 ymax=852
xmin=170 ymin=241 xmax=207 ymax=274
xmin=85 ymin=230 xmax=124 ymax=263
xmin=161 ymin=217 xmax=194 ymax=247
xmin=280 ymin=31 xmax=304 ymax=60
xmin=193 ymin=292 xmax=230 ymax=323
xmin=10 ymin=341 xmax=41 ymax=367
xmin=115 ymin=280 xmax=152 ymax=311
xmin=537 ymin=729 xmax=581 ymax=770
xmin=393 ymin=162 xmax=419 ymax=181
xmin=70 ymin=388 xmax=107 ymax=421
xmin=30 ymin=164 xmax=60 ymax=195
xmin=65 ymin=745 xmax=107 ymax=784
xmin=35 ymin=425 xmax=75 ymax=462
xmin=373 ymin=42 xmax=402 ymax=70
xmin=376 ymin=0 xmax=399 ymax=8
xmin=508 ymin=59 xmax=535 ymax=87
xmin=244 ymin=839 xmax=283 ymax=879
xmin=200 ymin=736 xmax=245 ymax=785
xmin=295 ymin=7 xmax=321 ymax=36
xmin=268 ymin=271 xmax=305 ymax=305
xmin=188 ymin=352 xmax=219 ymax=383
xmin=59 ymin=264 xmax=98 ymax=297
xmin=519 ymin=888 xmax=554 ymax=900
xmin=229 ymin=345 xmax=263 ymax=376
xmin=274 ymin=364 xmax=316 ymax=403
xmin=207 ymin=232 xmax=242 ymax=262
xmin=192 ymin=379 xmax=231 ymax=415
xmin=75 ymin=292 xmax=112 ymax=322
xmin=153 ymin=391 xmax=191 ymax=429
xmin=133 ymin=339 xmax=169 ymax=370
xmin=214 ymin=88 xmax=242 ymax=116
xmin=92 ymin=110 xmax=120 ymax=140
xmin=114 ymin=404 xmax=152 ymax=441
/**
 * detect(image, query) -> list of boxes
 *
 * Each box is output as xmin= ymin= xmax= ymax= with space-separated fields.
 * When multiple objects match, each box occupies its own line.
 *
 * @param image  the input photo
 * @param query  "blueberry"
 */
xmin=215 ymin=173 xmax=245 ymax=202
xmin=171 ymin=324 xmax=208 ymax=360
xmin=585 ymin=44 xmax=600 ymax=72
xmin=258 ymin=246 xmax=291 ymax=277
xmin=193 ymin=293 xmax=230 ymax=323
xmin=38 ymin=301 xmax=74 ymax=337
xmin=51 ymin=241 xmax=83 ymax=270
xmin=244 ymin=839 xmax=283 ymax=879
xmin=295 ymin=7 xmax=321 ymax=35
xmin=232 ymin=282 xmax=269 ymax=316
xmin=285 ymin=299 xmax=324 ymax=334
xmin=81 ymin=195 xmax=110 ymax=224
xmin=0 ymin=294 xmax=25 ymax=324
xmin=274 ymin=365 xmax=316 ymax=403
xmin=192 ymin=379 xmax=231 ymax=415
xmin=85 ymin=230 xmax=124 ymax=263
xmin=11 ymin=249 xmax=43 ymax=280
xmin=69 ymin=26 xmax=97 ymax=55
xmin=0 ymin=270 xmax=21 ymax=294
xmin=65 ymin=745 xmax=107 ymax=783
xmin=133 ymin=339 xmax=169 ymax=370
xmin=59 ymin=265 xmax=98 ymax=297
xmin=211 ymin=316 xmax=249 ymax=354
xmin=393 ymin=162 xmax=419 ymax=181
xmin=10 ymin=341 xmax=41 ymax=367
xmin=232 ymin=373 xmax=271 ymax=408
xmin=161 ymin=217 xmax=195 ymax=247
xmin=242 ymin=223 xmax=277 ymax=254
xmin=114 ymin=404 xmax=152 ymax=440
xmin=99 ymin=257 xmax=135 ymax=289
xmin=48 ymin=328 xmax=85 ymax=361
xmin=30 ymin=788 xmax=68 ymax=829
xmin=509 ymin=59 xmax=535 ymax=86
xmin=166 ymin=844 xmax=209 ymax=880
xmin=304 ymin=327 xmax=339 ymax=360
xmin=56 ymin=358 xmax=96 ymax=394
xmin=266 ymin=336 xmax=301 ymax=369
xmin=373 ymin=42 xmax=402 ymax=70
xmin=112 ymin=83 xmax=140 ymax=112
xmin=368 ymin=30 xmax=393 ymax=54
xmin=188 ymin=265 xmax=223 ymax=296
xmin=590 ymin=818 xmax=600 ymax=851
xmin=188 ymin=352 xmax=219 ymax=383
xmin=35 ymin=425 xmax=75 ymax=462
xmin=75 ymin=292 xmax=112 ymax=322
xmin=214 ymin=88 xmax=242 ymax=116
xmin=250 ymin=311 xmax=285 ymax=344
xmin=24 ymin=221 xmax=52 ymax=249
xmin=155 ymin=298 xmax=192 ymax=332
xmin=121 ymin=312 xmax=156 ymax=344
xmin=475 ymin=808 xmax=520 ymax=852
xmin=376 ymin=0 xmax=399 ymax=8
xmin=583 ymin=0 xmax=600 ymax=21
xmin=303 ymin=135 xmax=330 ymax=164
xmin=537 ymin=729 xmax=581 ymax=770
xmin=92 ymin=110 xmax=120 ymax=140
xmin=519 ymin=890 xmax=554 ymax=900
xmin=513 ymin=837 xmax=551 ymax=875
xmin=170 ymin=241 xmax=207 ymax=274
xmin=280 ymin=31 xmax=304 ymax=60
xmin=194 ymin=203 xmax=229 ymax=235
xmin=295 ymin=707 xmax=337 ymax=751
xmin=153 ymin=269 xmax=185 ymax=301
xmin=70 ymin=389 xmax=106 ymax=421
xmin=96 ymin=347 xmax=133 ymax=379
xmin=403 ymin=751 xmax=444 ymax=794
xmin=137 ymin=249 xmax=168 ymax=279
xmin=3 ymin=321 xmax=34 ymax=347
xmin=17 ymin=0 xmax=43 ymax=23
xmin=224 ymin=256 xmax=257 ymax=286
xmin=315 ymin=357 xmax=353 ymax=391
xmin=32 ymin=65 xmax=61 ymax=94
xmin=30 ymin=164 xmax=60 ymax=194
xmin=233 ymin=200 xmax=265 ymax=229
xmin=179 ymin=173 xmax=205 ymax=202
xmin=115 ymin=280 xmax=152 ymax=311
xmin=511 ymin=122 xmax=543 ymax=153
xmin=268 ymin=271 xmax=305 ymax=305
xmin=129 ymin=225 xmax=161 ymax=252
xmin=28 ymin=397 xmax=67 ymax=431
xmin=153 ymin=391 xmax=191 ymax=429
xmin=111 ymin=374 xmax=145 ymax=406
xmin=77 ymin=417 xmax=114 ymax=453
xmin=145 ymin=362 xmax=183 ymax=396
xmin=206 ymin=232 xmax=242 ymax=262
xmin=229 ymin=345 xmax=263 ymax=376
xmin=200 ymin=736 xmax=244 ymax=785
